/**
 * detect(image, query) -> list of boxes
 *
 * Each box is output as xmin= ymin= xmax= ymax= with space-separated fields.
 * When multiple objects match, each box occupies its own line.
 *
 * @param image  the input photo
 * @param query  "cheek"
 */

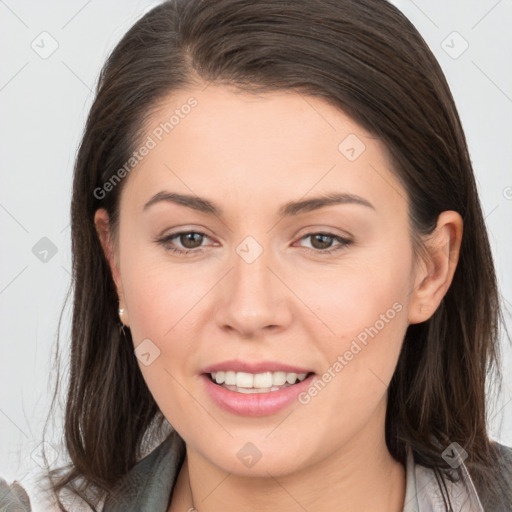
xmin=300 ymin=240 xmax=413 ymax=398
xmin=121 ymin=257 xmax=206 ymax=429
xmin=292 ymin=260 xmax=411 ymax=452
xmin=302 ymin=245 xmax=413 ymax=345
xmin=121 ymin=248 xmax=207 ymax=342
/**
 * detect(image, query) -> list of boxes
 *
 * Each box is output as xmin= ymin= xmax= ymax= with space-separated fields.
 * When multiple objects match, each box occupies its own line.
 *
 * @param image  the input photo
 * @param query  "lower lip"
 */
xmin=201 ymin=373 xmax=315 ymax=416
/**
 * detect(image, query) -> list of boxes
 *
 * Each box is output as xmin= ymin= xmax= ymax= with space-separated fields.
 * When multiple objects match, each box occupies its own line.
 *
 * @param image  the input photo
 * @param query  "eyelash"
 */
xmin=155 ymin=230 xmax=353 ymax=256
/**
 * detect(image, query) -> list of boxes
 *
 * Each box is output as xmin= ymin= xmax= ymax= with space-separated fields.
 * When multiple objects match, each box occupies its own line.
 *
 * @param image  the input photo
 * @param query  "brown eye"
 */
xmin=297 ymin=232 xmax=353 ymax=255
xmin=157 ymin=231 xmax=211 ymax=255
xmin=178 ymin=232 xmax=204 ymax=249
xmin=310 ymin=234 xmax=335 ymax=250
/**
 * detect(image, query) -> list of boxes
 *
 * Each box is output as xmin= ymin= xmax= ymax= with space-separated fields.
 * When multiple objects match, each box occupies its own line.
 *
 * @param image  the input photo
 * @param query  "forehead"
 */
xmin=122 ymin=85 xmax=406 ymax=218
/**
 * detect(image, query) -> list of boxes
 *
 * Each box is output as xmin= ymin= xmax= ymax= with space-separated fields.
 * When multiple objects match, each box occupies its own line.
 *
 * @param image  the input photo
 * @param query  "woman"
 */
xmin=2 ymin=0 xmax=511 ymax=510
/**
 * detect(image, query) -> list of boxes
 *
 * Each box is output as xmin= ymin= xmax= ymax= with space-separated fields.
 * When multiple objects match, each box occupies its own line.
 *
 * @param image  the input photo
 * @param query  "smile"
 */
xmin=202 ymin=368 xmax=316 ymax=416
xmin=208 ymin=370 xmax=310 ymax=393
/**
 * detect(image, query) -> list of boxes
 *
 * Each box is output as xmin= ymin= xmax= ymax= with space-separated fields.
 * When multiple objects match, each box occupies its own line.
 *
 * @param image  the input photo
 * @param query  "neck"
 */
xmin=170 ymin=401 xmax=406 ymax=512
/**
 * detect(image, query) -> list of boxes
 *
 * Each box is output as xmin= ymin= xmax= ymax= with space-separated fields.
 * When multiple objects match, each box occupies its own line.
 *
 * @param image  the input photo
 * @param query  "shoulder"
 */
xmin=492 ymin=440 xmax=512 ymax=461
xmin=411 ymin=441 xmax=512 ymax=512
xmin=474 ymin=441 xmax=512 ymax=512
xmin=0 ymin=477 xmax=31 ymax=511
xmin=491 ymin=441 xmax=512 ymax=483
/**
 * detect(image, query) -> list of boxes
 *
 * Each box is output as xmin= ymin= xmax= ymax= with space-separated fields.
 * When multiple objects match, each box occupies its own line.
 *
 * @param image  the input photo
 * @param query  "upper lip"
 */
xmin=201 ymin=359 xmax=314 ymax=375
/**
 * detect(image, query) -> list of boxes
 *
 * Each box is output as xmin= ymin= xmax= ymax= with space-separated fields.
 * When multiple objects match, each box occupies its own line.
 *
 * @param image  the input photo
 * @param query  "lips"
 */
xmin=200 ymin=360 xmax=316 ymax=416
xmin=201 ymin=359 xmax=313 ymax=375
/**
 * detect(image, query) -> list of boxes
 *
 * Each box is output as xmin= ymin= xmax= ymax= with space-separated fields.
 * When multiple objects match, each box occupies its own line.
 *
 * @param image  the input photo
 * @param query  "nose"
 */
xmin=215 ymin=241 xmax=293 ymax=339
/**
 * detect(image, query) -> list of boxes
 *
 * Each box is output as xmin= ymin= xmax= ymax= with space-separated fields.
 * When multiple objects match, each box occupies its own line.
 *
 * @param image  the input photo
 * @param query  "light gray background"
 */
xmin=1 ymin=1 xmax=511 ymax=510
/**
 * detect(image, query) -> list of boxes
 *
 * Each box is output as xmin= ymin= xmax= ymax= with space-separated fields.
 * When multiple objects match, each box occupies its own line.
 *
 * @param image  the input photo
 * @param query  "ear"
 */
xmin=408 ymin=210 xmax=463 ymax=324
xmin=94 ymin=208 xmax=130 ymax=326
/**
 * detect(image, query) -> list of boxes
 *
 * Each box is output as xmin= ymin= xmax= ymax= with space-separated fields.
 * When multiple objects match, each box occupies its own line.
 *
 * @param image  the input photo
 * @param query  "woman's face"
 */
xmin=98 ymin=85 xmax=426 ymax=476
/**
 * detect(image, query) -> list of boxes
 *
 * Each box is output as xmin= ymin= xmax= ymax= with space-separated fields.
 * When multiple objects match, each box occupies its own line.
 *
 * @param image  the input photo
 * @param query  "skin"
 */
xmin=95 ymin=84 xmax=463 ymax=512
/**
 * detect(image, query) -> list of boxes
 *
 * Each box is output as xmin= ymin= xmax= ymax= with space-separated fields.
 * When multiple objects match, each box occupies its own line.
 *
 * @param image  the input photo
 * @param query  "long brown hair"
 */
xmin=42 ymin=0 xmax=510 ymax=509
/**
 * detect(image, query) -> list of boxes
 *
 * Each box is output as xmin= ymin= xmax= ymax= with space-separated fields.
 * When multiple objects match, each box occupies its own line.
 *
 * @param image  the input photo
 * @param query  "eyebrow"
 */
xmin=143 ymin=191 xmax=375 ymax=217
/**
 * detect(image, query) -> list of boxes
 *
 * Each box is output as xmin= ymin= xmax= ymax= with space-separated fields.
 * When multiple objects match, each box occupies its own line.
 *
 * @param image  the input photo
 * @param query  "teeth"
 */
xmin=225 ymin=371 xmax=237 ymax=386
xmin=236 ymin=372 xmax=254 ymax=388
xmin=211 ymin=370 xmax=308 ymax=388
xmin=286 ymin=372 xmax=298 ymax=384
xmin=272 ymin=371 xmax=287 ymax=386
xmin=253 ymin=372 xmax=272 ymax=388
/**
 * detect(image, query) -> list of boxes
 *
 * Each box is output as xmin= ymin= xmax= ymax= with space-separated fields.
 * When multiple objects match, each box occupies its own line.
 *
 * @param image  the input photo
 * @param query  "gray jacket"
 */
xmin=2 ymin=430 xmax=511 ymax=511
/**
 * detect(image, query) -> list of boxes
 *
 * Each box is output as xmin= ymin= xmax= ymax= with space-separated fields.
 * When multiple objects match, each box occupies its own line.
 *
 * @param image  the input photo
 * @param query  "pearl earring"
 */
xmin=119 ymin=308 xmax=125 ymax=321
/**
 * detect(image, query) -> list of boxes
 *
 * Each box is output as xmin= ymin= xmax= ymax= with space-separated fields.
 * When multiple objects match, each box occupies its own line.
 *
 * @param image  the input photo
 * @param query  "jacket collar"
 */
xmin=404 ymin=443 xmax=484 ymax=511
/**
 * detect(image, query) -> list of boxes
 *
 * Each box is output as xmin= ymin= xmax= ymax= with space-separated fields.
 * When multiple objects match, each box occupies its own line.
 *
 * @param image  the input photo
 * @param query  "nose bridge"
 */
xmin=217 ymin=234 xmax=292 ymax=335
